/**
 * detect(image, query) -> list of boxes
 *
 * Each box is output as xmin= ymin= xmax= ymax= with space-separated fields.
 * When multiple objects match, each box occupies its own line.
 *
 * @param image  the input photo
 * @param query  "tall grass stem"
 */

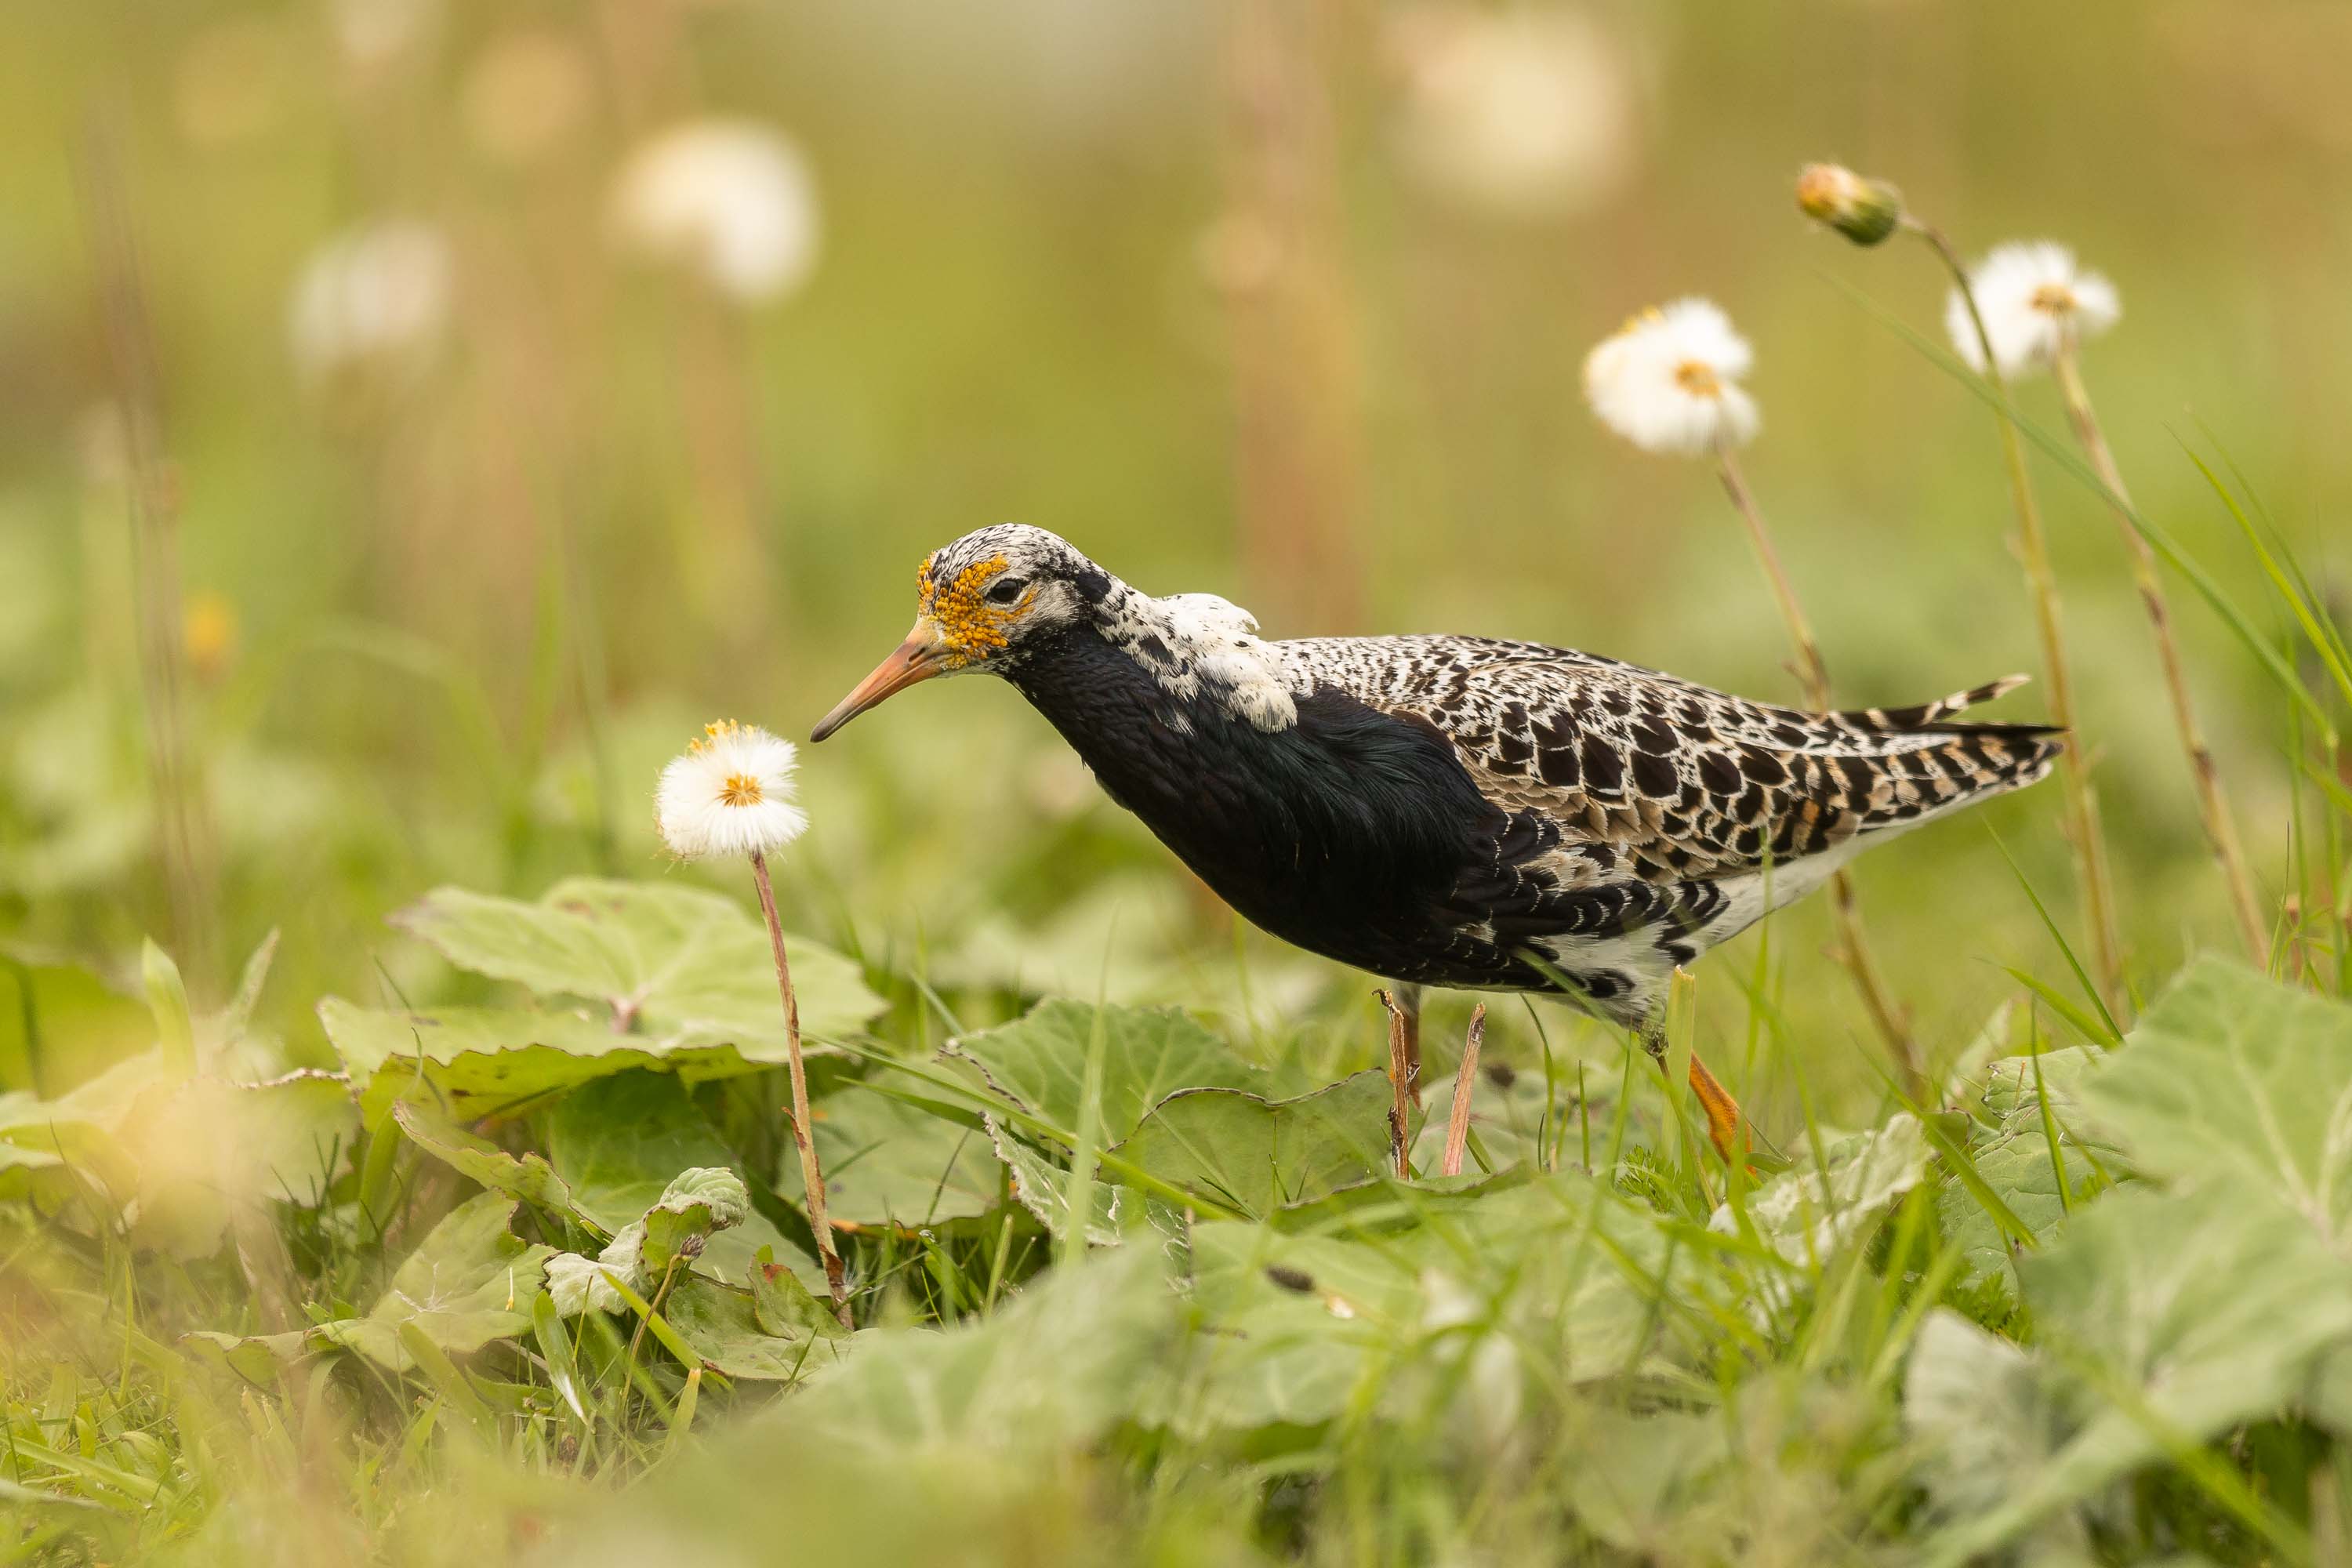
xmin=2051 ymin=346 xmax=2266 ymax=960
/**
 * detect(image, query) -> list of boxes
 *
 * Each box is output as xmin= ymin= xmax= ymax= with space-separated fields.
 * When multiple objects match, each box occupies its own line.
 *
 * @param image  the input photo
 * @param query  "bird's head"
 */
xmin=811 ymin=524 xmax=1110 ymax=742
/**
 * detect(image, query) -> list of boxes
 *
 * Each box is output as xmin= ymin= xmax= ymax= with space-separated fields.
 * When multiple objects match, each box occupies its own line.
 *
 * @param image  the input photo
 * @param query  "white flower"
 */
xmin=1944 ymin=241 xmax=2120 ymax=379
xmin=655 ymin=720 xmax=808 ymax=860
xmin=1386 ymin=5 xmax=1635 ymax=220
xmin=1582 ymin=298 xmax=1759 ymax=457
xmin=608 ymin=121 xmax=820 ymax=305
xmin=286 ymin=220 xmax=452 ymax=384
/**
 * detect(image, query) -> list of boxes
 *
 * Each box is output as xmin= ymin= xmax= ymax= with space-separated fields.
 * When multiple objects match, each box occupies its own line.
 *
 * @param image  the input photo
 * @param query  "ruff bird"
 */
xmin=812 ymin=525 xmax=2060 ymax=1157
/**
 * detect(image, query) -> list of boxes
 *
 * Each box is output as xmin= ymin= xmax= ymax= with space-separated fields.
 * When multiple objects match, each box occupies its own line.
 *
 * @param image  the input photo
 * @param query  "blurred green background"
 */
xmin=2 ymin=0 xmax=2342 ymax=1117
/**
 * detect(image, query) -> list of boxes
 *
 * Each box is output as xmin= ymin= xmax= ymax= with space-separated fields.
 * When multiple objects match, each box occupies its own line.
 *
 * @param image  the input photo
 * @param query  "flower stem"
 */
xmin=1910 ymin=218 xmax=2127 ymax=1016
xmin=750 ymin=851 xmax=851 ymax=1330
xmin=1714 ymin=445 xmax=1924 ymax=1098
xmin=2052 ymin=344 xmax=2267 ymax=962
xmin=1439 ymin=1004 xmax=1486 ymax=1178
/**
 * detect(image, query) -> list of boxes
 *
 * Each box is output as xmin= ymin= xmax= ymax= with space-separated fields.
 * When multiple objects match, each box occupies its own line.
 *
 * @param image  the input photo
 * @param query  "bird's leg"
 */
xmin=1641 ymin=1025 xmax=1747 ymax=1163
xmin=1395 ymin=981 xmax=1425 ymax=1109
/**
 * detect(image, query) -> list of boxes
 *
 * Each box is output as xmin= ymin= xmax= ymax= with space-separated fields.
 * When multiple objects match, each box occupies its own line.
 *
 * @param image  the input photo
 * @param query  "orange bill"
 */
xmin=811 ymin=621 xmax=951 ymax=742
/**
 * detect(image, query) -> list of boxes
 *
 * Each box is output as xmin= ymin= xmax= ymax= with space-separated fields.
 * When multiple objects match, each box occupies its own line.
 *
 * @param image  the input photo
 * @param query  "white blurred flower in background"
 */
xmin=1385 ymin=5 xmax=1637 ymax=220
xmin=1583 ymin=298 xmax=1759 ymax=457
xmin=461 ymin=28 xmax=595 ymax=169
xmin=608 ymin=121 xmax=821 ymax=306
xmin=286 ymin=220 xmax=452 ymax=385
xmin=329 ymin=0 xmax=440 ymax=70
xmin=1944 ymin=241 xmax=2121 ymax=380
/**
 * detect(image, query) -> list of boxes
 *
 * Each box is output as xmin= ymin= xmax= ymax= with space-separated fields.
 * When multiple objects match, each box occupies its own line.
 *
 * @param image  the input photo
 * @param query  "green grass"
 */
xmin=9 ymin=2 xmax=2352 ymax=1559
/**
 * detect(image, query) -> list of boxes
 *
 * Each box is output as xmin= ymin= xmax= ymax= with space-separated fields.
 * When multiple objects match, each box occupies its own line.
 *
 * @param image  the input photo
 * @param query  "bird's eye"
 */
xmin=985 ymin=577 xmax=1029 ymax=605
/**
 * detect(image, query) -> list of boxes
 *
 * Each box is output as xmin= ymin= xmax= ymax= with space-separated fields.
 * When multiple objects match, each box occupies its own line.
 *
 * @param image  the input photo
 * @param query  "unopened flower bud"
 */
xmin=1795 ymin=163 xmax=1903 ymax=247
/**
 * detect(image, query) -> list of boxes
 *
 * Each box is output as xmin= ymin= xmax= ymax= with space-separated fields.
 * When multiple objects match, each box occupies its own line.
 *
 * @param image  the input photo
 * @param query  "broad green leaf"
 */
xmin=793 ymin=1246 xmax=1181 ymax=1450
xmin=664 ymin=1276 xmax=824 ymax=1381
xmin=1923 ymin=1185 xmax=2352 ymax=1565
xmin=1940 ymin=1046 xmax=2122 ymax=1299
xmin=393 ymin=877 xmax=883 ymax=1048
xmin=0 ymin=954 xmax=151 ymax=1097
xmin=779 ymin=1085 xmax=1002 ymax=1227
xmin=181 ymin=1326 xmax=336 ymax=1386
xmin=2 ymin=1056 xmax=355 ymax=1258
xmin=320 ymin=999 xmax=792 ymax=1121
xmin=750 ymin=1246 xmax=850 ymax=1343
xmin=392 ymin=1101 xmax=578 ymax=1213
xmin=545 ymin=1072 xmax=821 ymax=1290
xmin=945 ymin=999 xmax=1261 ymax=1143
xmin=1716 ymin=1113 xmax=1927 ymax=1273
xmin=1163 ymin=1172 xmax=1724 ymax=1437
xmin=640 ymin=1167 xmax=750 ymax=1274
xmin=1904 ymin=1308 xmax=2064 ymax=1528
xmin=986 ymin=1116 xmax=1123 ymax=1244
xmin=2082 ymin=957 xmax=2352 ymax=1246
xmin=323 ymin=1191 xmax=555 ymax=1372
xmin=1111 ymin=1069 xmax=1399 ymax=1220
xmin=140 ymin=940 xmax=194 ymax=1080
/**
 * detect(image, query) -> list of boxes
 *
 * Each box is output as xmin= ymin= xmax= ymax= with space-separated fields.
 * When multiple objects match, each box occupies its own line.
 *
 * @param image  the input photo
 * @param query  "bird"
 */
xmin=811 ymin=524 xmax=2060 ymax=1159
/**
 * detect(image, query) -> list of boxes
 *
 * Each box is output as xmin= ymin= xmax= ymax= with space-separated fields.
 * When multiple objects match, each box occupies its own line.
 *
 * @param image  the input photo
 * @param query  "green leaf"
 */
xmin=1923 ymin=1185 xmax=2352 ymax=1566
xmin=779 ymin=1084 xmax=1002 ymax=1228
xmin=140 ymin=940 xmax=194 ymax=1080
xmin=324 ymin=1191 xmax=555 ymax=1372
xmin=393 ymin=1100 xmax=578 ymax=1214
xmin=1722 ymin=1113 xmax=1928 ymax=1273
xmin=793 ymin=1246 xmax=1181 ymax=1449
xmin=664 ymin=1276 xmax=824 ymax=1381
xmin=546 ymin=1071 xmax=819 ymax=1289
xmin=1904 ymin=1308 xmax=2068 ymax=1546
xmin=750 ymin=1245 xmax=850 ymax=1343
xmin=0 ymin=954 xmax=151 ymax=1098
xmin=640 ymin=1166 xmax=750 ymax=1274
xmin=1942 ymin=1047 xmax=2125 ymax=1299
xmin=2 ymin=1057 xmax=356 ymax=1258
xmin=986 ymin=1116 xmax=1123 ymax=1244
xmin=945 ymin=999 xmax=1261 ymax=1144
xmin=1161 ymin=1172 xmax=1727 ymax=1437
xmin=320 ymin=998 xmax=796 ymax=1122
xmin=2081 ymin=957 xmax=2352 ymax=1247
xmin=1110 ymin=1069 xmax=1399 ymax=1220
xmin=393 ymin=877 xmax=884 ymax=1047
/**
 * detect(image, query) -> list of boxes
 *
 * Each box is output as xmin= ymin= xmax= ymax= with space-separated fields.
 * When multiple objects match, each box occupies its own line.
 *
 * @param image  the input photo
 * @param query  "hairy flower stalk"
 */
xmin=2049 ymin=342 xmax=2265 ymax=959
xmin=1584 ymin=301 xmax=1922 ymax=1091
xmin=656 ymin=721 xmax=850 ymax=1327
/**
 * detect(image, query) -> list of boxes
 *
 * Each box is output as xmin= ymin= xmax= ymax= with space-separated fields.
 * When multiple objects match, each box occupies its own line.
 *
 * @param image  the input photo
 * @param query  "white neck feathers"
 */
xmin=1098 ymin=584 xmax=1299 ymax=732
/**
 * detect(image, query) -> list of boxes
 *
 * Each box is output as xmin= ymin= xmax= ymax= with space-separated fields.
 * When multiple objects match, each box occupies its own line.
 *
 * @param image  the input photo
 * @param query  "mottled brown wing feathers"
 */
xmin=1281 ymin=636 xmax=2060 ymax=887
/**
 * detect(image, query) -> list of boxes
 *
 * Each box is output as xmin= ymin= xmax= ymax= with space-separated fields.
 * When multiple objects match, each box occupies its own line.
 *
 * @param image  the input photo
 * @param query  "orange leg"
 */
xmin=1686 ymin=1051 xmax=1748 ymax=1163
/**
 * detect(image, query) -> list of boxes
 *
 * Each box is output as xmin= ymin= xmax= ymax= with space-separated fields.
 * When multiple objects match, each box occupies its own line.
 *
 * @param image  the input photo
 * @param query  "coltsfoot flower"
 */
xmin=1583 ymin=298 xmax=1759 ymax=457
xmin=1944 ymin=241 xmax=2120 ymax=379
xmin=655 ymin=720 xmax=808 ymax=860
xmin=608 ymin=120 xmax=820 ymax=305
xmin=1795 ymin=162 xmax=1903 ymax=247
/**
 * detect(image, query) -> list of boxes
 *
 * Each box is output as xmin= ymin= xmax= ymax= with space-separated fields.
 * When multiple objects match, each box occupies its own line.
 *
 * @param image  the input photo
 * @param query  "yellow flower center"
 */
xmin=2029 ymin=282 xmax=2076 ymax=315
xmin=719 ymin=772 xmax=764 ymax=808
xmin=1674 ymin=360 xmax=1721 ymax=397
